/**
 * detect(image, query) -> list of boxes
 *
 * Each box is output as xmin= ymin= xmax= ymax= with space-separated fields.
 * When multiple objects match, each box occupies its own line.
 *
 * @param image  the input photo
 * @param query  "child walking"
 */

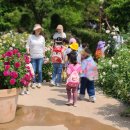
xmin=20 ymin=55 xmax=34 ymax=95
xmin=66 ymin=53 xmax=82 ymax=107
xmin=80 ymin=48 xmax=98 ymax=102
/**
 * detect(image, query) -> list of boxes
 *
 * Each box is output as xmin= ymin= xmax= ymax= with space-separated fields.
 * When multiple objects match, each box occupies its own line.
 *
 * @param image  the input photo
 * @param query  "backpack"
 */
xmin=51 ymin=45 xmax=63 ymax=63
xmin=66 ymin=65 xmax=80 ymax=87
xmin=95 ymin=49 xmax=104 ymax=59
xmin=83 ymin=58 xmax=98 ymax=81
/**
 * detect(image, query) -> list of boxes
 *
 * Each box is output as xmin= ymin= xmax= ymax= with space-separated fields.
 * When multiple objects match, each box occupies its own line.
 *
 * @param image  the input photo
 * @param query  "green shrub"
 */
xmin=97 ymin=45 xmax=130 ymax=103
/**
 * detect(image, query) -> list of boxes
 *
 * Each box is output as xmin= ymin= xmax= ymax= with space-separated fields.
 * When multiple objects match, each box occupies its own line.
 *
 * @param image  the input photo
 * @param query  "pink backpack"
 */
xmin=66 ymin=65 xmax=80 ymax=87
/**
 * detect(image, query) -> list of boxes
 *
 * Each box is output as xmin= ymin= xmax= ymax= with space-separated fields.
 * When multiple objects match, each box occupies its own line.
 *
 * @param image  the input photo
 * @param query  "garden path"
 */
xmin=1 ymin=83 xmax=130 ymax=130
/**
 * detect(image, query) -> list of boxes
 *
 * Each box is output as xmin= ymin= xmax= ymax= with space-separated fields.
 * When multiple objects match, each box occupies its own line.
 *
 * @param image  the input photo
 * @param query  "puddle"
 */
xmin=0 ymin=105 xmax=119 ymax=130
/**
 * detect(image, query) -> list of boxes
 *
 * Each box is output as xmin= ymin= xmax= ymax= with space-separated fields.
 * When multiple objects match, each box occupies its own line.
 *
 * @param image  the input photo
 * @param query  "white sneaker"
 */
xmin=89 ymin=96 xmax=96 ymax=103
xmin=56 ymin=83 xmax=60 ymax=87
xmin=32 ymin=83 xmax=37 ymax=89
xmin=20 ymin=90 xmax=25 ymax=95
xmin=37 ymin=83 xmax=42 ymax=88
xmin=50 ymin=80 xmax=55 ymax=86
xmin=25 ymin=90 xmax=30 ymax=95
xmin=79 ymin=94 xmax=85 ymax=100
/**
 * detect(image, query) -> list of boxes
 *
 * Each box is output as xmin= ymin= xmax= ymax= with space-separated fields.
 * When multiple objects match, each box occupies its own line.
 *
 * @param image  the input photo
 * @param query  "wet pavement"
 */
xmin=0 ymin=105 xmax=119 ymax=130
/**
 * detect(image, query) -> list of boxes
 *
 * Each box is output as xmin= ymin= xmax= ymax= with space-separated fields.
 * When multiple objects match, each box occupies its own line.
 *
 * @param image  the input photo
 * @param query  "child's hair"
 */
xmin=68 ymin=52 xmax=77 ymax=65
xmin=82 ymin=43 xmax=89 ymax=48
xmin=84 ymin=47 xmax=91 ymax=54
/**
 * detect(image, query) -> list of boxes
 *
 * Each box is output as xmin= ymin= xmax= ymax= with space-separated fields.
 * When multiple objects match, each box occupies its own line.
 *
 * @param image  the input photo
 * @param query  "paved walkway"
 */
xmin=16 ymin=83 xmax=130 ymax=130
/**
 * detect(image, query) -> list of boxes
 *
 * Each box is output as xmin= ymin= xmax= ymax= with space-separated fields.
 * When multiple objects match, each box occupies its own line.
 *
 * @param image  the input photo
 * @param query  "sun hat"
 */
xmin=33 ymin=24 xmax=42 ymax=31
xmin=56 ymin=25 xmax=63 ymax=30
xmin=69 ymin=42 xmax=79 ymax=51
xmin=69 ymin=38 xmax=77 ymax=44
xmin=97 ymin=41 xmax=105 ymax=49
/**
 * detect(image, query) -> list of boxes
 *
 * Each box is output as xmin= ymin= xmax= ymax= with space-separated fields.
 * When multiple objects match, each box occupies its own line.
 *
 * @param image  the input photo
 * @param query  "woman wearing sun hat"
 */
xmin=53 ymin=24 xmax=66 ymax=42
xmin=26 ymin=24 xmax=45 ymax=89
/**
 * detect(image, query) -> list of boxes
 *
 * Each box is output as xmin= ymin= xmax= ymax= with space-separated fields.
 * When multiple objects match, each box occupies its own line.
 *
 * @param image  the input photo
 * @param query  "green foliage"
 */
xmin=97 ymin=45 xmax=130 ymax=103
xmin=104 ymin=0 xmax=130 ymax=31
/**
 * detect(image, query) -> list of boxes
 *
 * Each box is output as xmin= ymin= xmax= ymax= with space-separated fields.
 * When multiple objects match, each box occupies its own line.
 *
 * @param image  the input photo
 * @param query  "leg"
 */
xmin=86 ymin=80 xmax=96 ymax=102
xmin=66 ymin=87 xmax=72 ymax=105
xmin=31 ymin=58 xmax=37 ymax=83
xmin=37 ymin=58 xmax=43 ymax=83
xmin=51 ymin=63 xmax=57 ymax=84
xmin=56 ymin=63 xmax=63 ymax=85
xmin=86 ymin=80 xmax=95 ymax=97
xmin=72 ymin=87 xmax=78 ymax=106
xmin=79 ymin=77 xmax=87 ymax=99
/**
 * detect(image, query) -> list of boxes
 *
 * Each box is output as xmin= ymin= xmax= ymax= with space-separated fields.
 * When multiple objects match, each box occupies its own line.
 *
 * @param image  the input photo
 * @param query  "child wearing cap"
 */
xmin=79 ymin=48 xmax=98 ymax=102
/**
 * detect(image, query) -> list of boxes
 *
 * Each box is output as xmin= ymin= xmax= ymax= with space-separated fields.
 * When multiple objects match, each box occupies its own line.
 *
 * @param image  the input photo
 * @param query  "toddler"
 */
xmin=20 ymin=55 xmax=34 ymax=95
xmin=66 ymin=53 xmax=82 ymax=107
xmin=80 ymin=48 xmax=98 ymax=102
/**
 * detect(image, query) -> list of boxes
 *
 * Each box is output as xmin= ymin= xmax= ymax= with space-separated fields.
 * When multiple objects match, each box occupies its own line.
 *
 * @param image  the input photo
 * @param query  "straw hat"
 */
xmin=56 ymin=25 xmax=63 ymax=30
xmin=33 ymin=24 xmax=42 ymax=31
xmin=69 ymin=42 xmax=79 ymax=51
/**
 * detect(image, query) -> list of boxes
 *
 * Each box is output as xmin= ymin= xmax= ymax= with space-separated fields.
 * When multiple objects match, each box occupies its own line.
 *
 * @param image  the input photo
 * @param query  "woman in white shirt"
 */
xmin=53 ymin=24 xmax=66 ymax=41
xmin=26 ymin=24 xmax=45 ymax=88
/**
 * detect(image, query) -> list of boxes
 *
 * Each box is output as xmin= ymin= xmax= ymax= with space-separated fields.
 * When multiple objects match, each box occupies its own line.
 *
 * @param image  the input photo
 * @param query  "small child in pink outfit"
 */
xmin=66 ymin=53 xmax=82 ymax=107
xmin=20 ymin=55 xmax=34 ymax=95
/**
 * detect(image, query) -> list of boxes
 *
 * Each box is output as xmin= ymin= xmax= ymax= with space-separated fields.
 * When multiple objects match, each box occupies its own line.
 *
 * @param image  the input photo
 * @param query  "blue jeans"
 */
xmin=31 ymin=58 xmax=43 ymax=83
xmin=52 ymin=63 xmax=63 ymax=84
xmin=80 ymin=77 xmax=95 ymax=97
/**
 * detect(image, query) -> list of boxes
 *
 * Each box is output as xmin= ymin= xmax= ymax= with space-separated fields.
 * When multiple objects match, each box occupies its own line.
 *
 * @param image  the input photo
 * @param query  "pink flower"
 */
xmin=14 ymin=62 xmax=21 ymax=68
xmin=10 ymin=71 xmax=18 ymax=79
xmin=24 ymin=55 xmax=30 ymax=64
xmin=5 ymin=51 xmax=13 ymax=57
xmin=3 ymin=70 xmax=10 ymax=76
xmin=4 ymin=62 xmax=10 ymax=65
xmin=17 ymin=52 xmax=21 ymax=58
xmin=24 ymin=73 xmax=31 ymax=81
xmin=2 ymin=54 xmax=6 ymax=58
xmin=10 ymin=78 xmax=16 ymax=85
xmin=20 ymin=78 xmax=29 ymax=86
xmin=5 ymin=65 xmax=10 ymax=70
xmin=13 ymin=49 xmax=18 ymax=54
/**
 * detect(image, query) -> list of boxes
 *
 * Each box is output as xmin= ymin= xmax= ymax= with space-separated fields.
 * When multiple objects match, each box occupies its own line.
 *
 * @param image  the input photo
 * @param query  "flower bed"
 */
xmin=97 ymin=45 xmax=130 ymax=103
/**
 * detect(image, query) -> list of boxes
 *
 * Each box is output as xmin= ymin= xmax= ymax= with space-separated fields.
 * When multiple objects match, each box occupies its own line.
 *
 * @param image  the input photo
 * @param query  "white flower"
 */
xmin=111 ymin=57 xmax=114 ymax=60
xmin=102 ymin=72 xmax=106 ymax=75
xmin=111 ymin=32 xmax=116 ymax=35
xmin=112 ymin=26 xmax=116 ymax=29
xmin=102 ymin=23 xmax=105 ymax=26
xmin=108 ymin=40 xmax=111 ymax=43
xmin=106 ymin=30 xmax=110 ymax=34
xmin=112 ymin=64 xmax=118 ymax=68
xmin=109 ymin=60 xmax=112 ymax=65
xmin=12 ymin=43 xmax=15 ymax=47
xmin=9 ymin=47 xmax=13 ymax=50
xmin=115 ymin=27 xmax=119 ymax=32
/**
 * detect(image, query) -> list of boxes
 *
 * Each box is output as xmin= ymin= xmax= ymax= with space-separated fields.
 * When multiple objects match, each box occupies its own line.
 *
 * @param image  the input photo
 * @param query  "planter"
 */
xmin=0 ymin=88 xmax=19 ymax=123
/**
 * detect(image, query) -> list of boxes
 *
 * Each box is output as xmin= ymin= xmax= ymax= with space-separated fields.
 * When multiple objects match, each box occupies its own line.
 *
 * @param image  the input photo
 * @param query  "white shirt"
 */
xmin=26 ymin=35 xmax=45 ymax=59
xmin=53 ymin=32 xmax=66 ymax=39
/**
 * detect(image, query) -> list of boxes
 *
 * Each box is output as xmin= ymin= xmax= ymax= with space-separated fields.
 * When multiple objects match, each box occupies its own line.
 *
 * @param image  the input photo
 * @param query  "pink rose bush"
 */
xmin=0 ymin=49 xmax=33 ymax=89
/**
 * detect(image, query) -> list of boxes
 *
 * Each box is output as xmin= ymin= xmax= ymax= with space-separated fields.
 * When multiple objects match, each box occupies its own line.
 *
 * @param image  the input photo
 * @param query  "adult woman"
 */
xmin=53 ymin=24 xmax=66 ymax=41
xmin=26 ymin=24 xmax=45 ymax=88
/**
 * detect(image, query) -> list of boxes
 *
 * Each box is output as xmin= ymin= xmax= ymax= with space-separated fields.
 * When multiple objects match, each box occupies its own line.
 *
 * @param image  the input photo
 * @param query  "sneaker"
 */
xmin=20 ymin=90 xmax=25 ymax=95
xmin=32 ymin=83 xmax=37 ymax=89
xmin=50 ymin=80 xmax=55 ymax=86
xmin=89 ymin=96 xmax=96 ymax=103
xmin=65 ymin=102 xmax=72 ymax=106
xmin=73 ymin=103 xmax=77 ymax=107
xmin=79 ymin=94 xmax=85 ymax=100
xmin=25 ymin=90 xmax=30 ymax=95
xmin=37 ymin=83 xmax=42 ymax=88
xmin=56 ymin=83 xmax=60 ymax=87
